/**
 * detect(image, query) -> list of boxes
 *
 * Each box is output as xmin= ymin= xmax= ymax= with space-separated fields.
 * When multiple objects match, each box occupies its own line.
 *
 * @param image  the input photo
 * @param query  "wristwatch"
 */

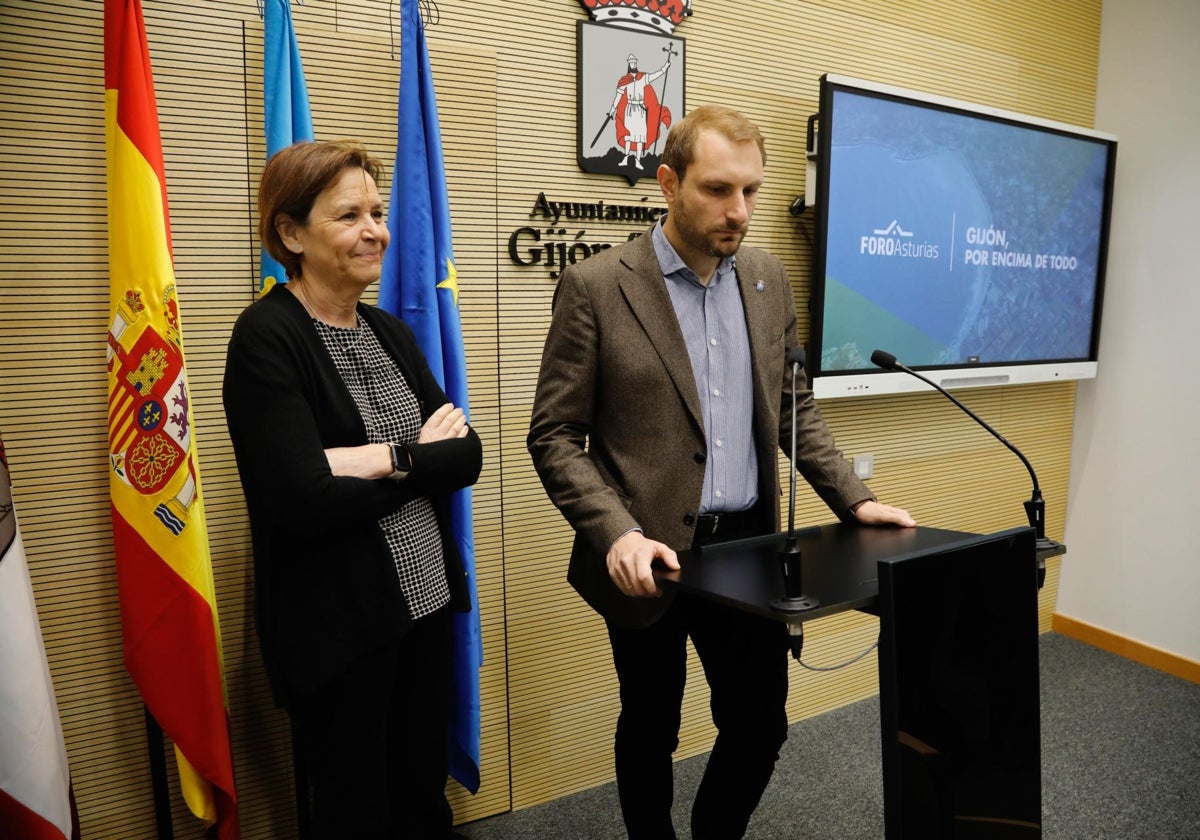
xmin=388 ymin=442 xmax=413 ymax=481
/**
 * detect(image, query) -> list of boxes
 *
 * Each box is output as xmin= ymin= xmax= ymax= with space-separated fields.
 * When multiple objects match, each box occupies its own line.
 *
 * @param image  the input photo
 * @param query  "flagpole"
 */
xmin=290 ymin=717 xmax=312 ymax=838
xmin=143 ymin=707 xmax=174 ymax=839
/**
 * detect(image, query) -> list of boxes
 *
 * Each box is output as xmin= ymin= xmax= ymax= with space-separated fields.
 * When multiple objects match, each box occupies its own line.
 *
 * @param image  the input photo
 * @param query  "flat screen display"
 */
xmin=809 ymin=74 xmax=1117 ymax=398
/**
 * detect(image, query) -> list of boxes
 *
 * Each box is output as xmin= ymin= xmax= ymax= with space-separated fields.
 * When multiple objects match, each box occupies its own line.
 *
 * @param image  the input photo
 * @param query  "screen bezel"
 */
xmin=809 ymin=74 xmax=1117 ymax=400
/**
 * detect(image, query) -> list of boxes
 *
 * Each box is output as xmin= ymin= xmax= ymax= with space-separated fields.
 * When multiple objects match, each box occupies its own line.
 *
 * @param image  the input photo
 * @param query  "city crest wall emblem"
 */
xmin=578 ymin=0 xmax=690 ymax=185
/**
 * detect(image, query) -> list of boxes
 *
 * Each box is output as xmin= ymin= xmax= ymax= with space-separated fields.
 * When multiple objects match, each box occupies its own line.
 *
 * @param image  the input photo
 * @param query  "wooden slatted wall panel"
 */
xmin=0 ymin=0 xmax=1101 ymax=831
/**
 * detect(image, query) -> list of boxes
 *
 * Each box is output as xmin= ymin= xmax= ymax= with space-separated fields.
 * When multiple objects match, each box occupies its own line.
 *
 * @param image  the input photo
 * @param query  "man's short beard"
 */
xmin=706 ymin=235 xmax=744 ymax=258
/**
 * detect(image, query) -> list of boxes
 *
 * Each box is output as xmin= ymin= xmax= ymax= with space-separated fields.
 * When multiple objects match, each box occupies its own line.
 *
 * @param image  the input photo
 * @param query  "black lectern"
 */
xmin=657 ymin=523 xmax=1047 ymax=839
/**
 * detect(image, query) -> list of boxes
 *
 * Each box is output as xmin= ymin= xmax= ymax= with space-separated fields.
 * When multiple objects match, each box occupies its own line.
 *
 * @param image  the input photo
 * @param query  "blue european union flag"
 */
xmin=378 ymin=0 xmax=481 ymax=795
xmin=261 ymin=0 xmax=313 ymax=291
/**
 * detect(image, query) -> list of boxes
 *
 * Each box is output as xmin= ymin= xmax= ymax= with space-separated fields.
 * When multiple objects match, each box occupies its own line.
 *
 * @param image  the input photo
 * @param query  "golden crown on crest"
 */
xmin=579 ymin=0 xmax=693 ymax=35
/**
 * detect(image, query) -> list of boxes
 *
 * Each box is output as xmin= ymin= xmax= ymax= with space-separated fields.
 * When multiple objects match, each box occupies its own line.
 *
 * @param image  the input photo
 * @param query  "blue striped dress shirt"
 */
xmin=652 ymin=221 xmax=758 ymax=514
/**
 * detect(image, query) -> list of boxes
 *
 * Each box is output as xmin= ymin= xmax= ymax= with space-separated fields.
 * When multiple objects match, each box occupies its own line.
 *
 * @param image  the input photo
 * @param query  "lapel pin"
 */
xmin=755 ymin=281 xmax=764 ymax=292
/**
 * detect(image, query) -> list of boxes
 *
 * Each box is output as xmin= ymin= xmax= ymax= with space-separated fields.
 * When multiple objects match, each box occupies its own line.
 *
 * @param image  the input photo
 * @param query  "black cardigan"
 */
xmin=222 ymin=285 xmax=482 ymax=704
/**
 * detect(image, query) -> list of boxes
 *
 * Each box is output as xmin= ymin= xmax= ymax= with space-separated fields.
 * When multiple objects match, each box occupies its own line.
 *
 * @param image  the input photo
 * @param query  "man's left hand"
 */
xmin=852 ymin=500 xmax=916 ymax=527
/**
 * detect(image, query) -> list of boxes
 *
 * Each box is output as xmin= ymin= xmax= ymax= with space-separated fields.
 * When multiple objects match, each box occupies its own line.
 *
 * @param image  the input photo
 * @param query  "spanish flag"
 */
xmin=104 ymin=1 xmax=238 ymax=836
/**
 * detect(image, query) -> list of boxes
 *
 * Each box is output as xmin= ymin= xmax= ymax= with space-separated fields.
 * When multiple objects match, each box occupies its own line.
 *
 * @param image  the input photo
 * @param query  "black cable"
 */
xmin=795 ymin=635 xmax=879 ymax=672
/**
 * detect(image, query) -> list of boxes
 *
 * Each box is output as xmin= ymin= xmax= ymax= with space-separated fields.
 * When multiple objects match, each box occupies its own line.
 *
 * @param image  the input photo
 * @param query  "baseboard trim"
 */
xmin=1052 ymin=613 xmax=1200 ymax=685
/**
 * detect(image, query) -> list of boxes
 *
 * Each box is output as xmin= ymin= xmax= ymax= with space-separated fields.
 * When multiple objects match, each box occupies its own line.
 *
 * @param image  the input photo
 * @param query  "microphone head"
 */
xmin=785 ymin=346 xmax=807 ymax=367
xmin=870 ymin=349 xmax=898 ymax=370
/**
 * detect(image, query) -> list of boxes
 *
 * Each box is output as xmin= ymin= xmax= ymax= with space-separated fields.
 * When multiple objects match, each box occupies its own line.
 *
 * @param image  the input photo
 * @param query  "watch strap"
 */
xmin=388 ymin=442 xmax=412 ymax=480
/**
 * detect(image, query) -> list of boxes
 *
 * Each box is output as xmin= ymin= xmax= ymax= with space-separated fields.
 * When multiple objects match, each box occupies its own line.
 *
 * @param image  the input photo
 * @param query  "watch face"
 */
xmin=391 ymin=444 xmax=411 ymax=473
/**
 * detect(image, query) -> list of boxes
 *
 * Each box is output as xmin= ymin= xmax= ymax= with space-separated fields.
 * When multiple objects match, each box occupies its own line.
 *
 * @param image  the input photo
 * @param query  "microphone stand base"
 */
xmin=775 ymin=539 xmax=818 ymax=613
xmin=1033 ymin=536 xmax=1064 ymax=591
xmin=771 ymin=595 xmax=820 ymax=614
xmin=1035 ymin=536 xmax=1060 ymax=553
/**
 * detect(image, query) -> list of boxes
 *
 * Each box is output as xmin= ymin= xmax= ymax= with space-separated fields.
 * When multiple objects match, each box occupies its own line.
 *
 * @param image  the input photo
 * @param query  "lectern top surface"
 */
xmin=656 ymin=523 xmax=1026 ymax=623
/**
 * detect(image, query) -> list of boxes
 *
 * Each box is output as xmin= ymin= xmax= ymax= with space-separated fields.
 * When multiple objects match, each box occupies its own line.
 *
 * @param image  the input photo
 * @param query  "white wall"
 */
xmin=1060 ymin=0 xmax=1200 ymax=661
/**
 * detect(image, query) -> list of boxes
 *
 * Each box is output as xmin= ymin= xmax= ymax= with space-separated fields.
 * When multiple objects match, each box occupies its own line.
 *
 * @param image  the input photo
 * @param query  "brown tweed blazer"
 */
xmin=527 ymin=226 xmax=872 ymax=628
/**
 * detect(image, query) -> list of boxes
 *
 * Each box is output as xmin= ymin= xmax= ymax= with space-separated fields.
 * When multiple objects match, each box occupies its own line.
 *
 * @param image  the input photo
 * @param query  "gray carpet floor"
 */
xmin=457 ymin=633 xmax=1200 ymax=839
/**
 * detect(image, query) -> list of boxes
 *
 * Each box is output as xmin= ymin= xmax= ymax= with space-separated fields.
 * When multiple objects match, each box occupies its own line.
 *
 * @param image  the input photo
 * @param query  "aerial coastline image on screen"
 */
xmin=821 ymin=89 xmax=1109 ymax=373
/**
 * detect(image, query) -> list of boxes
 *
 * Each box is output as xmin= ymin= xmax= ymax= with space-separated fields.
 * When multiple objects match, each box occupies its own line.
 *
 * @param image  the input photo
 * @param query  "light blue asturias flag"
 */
xmin=261 ymin=0 xmax=313 ymax=291
xmin=378 ymin=0 xmax=481 ymax=795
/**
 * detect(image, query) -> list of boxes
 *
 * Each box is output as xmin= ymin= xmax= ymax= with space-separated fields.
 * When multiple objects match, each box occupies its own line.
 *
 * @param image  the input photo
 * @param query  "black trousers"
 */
xmin=606 ymin=514 xmax=790 ymax=840
xmin=290 ymin=605 xmax=455 ymax=839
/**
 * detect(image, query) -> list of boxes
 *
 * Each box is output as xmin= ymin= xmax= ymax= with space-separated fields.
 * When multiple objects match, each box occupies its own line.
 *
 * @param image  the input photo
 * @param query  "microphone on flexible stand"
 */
xmin=772 ymin=346 xmax=819 ymax=660
xmin=870 ymin=349 xmax=1059 ymax=588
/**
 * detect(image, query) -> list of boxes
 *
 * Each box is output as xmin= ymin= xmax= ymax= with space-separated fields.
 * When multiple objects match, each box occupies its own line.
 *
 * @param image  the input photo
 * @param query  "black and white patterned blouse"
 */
xmin=312 ymin=314 xmax=451 ymax=620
